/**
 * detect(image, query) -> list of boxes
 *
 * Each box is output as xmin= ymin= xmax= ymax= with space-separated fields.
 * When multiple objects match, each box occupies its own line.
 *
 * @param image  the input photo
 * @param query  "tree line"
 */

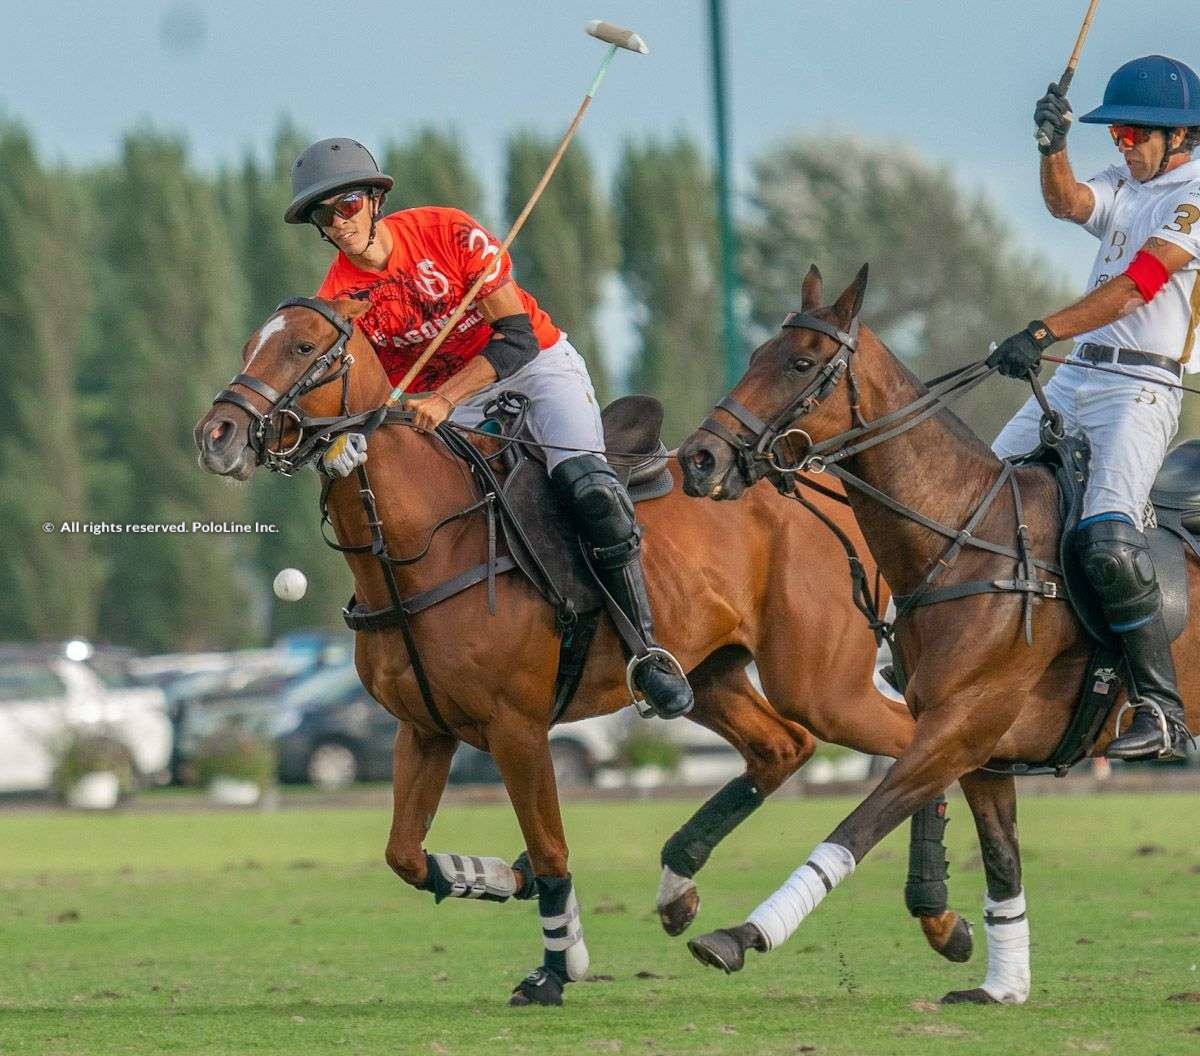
xmin=0 ymin=119 xmax=1080 ymax=651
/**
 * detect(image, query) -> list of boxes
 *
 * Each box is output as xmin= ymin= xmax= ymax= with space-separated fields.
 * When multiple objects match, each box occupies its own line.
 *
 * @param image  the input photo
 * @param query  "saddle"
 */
xmin=340 ymin=393 xmax=674 ymax=725
xmin=1008 ymin=436 xmax=1194 ymax=771
xmin=495 ymin=393 xmax=673 ymax=622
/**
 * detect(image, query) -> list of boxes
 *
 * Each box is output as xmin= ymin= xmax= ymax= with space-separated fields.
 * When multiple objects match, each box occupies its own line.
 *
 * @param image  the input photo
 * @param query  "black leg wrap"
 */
xmin=536 ymin=874 xmax=574 ymax=982
xmin=905 ymin=794 xmax=950 ymax=917
xmin=661 ymin=775 xmax=765 ymax=878
xmin=418 ymin=852 xmax=456 ymax=904
xmin=510 ymin=850 xmax=538 ymax=901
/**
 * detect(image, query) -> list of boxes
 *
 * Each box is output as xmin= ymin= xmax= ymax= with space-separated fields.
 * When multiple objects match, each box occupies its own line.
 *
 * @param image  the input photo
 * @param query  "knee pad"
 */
xmin=1075 ymin=515 xmax=1160 ymax=626
xmin=551 ymin=455 xmax=639 ymax=559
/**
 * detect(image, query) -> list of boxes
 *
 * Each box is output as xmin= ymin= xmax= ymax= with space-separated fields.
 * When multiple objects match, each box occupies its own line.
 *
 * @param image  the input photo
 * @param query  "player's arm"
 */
xmin=408 ymin=285 xmax=540 ymax=431
xmin=987 ymin=237 xmax=1194 ymax=378
xmin=1043 ymin=237 xmax=1194 ymax=339
xmin=1040 ymin=152 xmax=1095 ymax=224
xmin=1033 ymin=86 xmax=1094 ymax=224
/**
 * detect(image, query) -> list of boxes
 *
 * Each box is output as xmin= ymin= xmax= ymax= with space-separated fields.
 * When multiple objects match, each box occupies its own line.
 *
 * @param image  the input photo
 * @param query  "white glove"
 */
xmin=321 ymin=432 xmax=368 ymax=477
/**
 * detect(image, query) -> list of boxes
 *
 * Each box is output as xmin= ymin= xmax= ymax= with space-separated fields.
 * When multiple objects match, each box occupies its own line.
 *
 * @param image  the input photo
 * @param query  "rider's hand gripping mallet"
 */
xmin=1035 ymin=0 xmax=1101 ymax=151
xmin=384 ymin=20 xmax=649 ymax=408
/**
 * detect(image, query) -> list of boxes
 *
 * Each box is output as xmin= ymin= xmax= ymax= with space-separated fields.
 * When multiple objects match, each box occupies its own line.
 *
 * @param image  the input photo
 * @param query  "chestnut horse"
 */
xmin=194 ymin=296 xmax=964 ymax=1006
xmin=678 ymin=265 xmax=1200 ymax=1004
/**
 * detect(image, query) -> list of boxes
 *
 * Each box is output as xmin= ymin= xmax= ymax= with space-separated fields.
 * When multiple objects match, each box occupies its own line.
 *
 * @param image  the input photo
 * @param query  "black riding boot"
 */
xmin=1076 ymin=517 xmax=1189 ymax=761
xmin=551 ymin=455 xmax=694 ymax=719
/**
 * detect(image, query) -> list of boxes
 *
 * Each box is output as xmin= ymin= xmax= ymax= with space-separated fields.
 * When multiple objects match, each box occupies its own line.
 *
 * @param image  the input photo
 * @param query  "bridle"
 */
xmin=210 ymin=297 xmax=381 ymax=474
xmin=696 ymin=311 xmax=864 ymax=489
xmin=698 ymin=309 xmax=1003 ymax=491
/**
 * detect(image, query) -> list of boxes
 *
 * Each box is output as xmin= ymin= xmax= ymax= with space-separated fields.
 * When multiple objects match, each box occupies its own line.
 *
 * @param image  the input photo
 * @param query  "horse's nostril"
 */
xmin=207 ymin=419 xmax=234 ymax=449
xmin=691 ymin=447 xmax=716 ymax=475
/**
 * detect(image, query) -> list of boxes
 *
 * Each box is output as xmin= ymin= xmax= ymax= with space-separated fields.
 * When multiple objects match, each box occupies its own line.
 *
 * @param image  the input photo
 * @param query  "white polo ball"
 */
xmin=273 ymin=568 xmax=308 ymax=602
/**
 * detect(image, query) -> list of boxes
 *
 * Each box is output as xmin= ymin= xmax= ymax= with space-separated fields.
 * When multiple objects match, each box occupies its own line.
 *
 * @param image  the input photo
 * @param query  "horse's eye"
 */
xmin=789 ymin=358 xmax=814 ymax=373
xmin=296 ymin=342 xmax=316 ymax=357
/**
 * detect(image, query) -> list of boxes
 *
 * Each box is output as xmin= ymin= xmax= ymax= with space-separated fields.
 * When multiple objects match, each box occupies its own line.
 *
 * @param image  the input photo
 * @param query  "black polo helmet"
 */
xmin=283 ymin=138 xmax=394 ymax=224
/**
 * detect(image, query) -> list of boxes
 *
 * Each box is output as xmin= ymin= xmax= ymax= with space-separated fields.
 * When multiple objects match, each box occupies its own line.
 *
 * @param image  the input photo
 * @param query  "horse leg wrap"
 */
xmin=980 ymin=889 xmax=1030 ymax=1003
xmin=537 ymin=874 xmax=589 ymax=983
xmin=905 ymin=794 xmax=950 ymax=917
xmin=661 ymin=775 xmax=764 ymax=879
xmin=747 ymin=842 xmax=856 ymax=951
xmin=419 ymin=852 xmax=522 ymax=904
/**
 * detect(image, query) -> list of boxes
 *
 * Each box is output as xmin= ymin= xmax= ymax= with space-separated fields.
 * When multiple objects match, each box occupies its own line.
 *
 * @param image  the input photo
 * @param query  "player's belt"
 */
xmin=1075 ymin=342 xmax=1183 ymax=380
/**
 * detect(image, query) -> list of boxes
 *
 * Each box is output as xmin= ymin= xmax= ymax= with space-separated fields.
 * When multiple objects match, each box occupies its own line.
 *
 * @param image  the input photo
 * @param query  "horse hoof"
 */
xmin=509 ymin=967 xmax=564 ymax=1007
xmin=659 ymin=886 xmax=701 ymax=936
xmin=687 ymin=924 xmax=759 ymax=974
xmin=940 ymin=987 xmax=1000 ymax=1005
xmin=920 ymin=911 xmax=974 ymax=963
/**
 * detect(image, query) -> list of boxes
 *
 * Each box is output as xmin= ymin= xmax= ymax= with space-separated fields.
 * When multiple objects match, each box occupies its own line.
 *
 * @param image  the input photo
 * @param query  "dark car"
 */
xmin=271 ymin=664 xmax=396 ymax=788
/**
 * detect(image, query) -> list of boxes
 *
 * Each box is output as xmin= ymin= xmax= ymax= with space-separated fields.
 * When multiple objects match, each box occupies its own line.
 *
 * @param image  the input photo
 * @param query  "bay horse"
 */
xmin=194 ymin=296 xmax=968 ymax=1006
xmin=677 ymin=264 xmax=1200 ymax=1003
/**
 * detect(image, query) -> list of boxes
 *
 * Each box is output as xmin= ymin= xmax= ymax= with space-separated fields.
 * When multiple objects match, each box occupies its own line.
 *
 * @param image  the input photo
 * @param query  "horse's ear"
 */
xmin=801 ymin=265 xmax=823 ymax=311
xmin=331 ymin=297 xmax=371 ymax=320
xmin=832 ymin=263 xmax=869 ymax=324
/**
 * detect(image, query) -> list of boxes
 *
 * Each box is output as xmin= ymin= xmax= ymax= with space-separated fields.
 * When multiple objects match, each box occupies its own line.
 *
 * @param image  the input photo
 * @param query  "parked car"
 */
xmin=449 ymin=705 xmax=745 ymax=788
xmin=0 ymin=642 xmax=171 ymax=795
xmin=271 ymin=663 xmax=396 ymax=788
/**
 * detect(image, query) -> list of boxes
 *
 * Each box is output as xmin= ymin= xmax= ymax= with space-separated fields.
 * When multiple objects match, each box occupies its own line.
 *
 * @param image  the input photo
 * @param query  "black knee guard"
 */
xmin=1075 ymin=516 xmax=1160 ymax=630
xmin=662 ymin=775 xmax=765 ymax=878
xmin=905 ymin=794 xmax=950 ymax=917
xmin=551 ymin=454 xmax=640 ymax=569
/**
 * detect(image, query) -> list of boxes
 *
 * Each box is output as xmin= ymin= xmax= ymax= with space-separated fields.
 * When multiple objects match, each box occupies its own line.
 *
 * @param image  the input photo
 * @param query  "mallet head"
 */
xmin=586 ymin=20 xmax=649 ymax=55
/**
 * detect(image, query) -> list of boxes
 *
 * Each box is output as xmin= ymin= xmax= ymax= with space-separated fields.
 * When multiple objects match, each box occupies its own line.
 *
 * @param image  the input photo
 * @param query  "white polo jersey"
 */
xmin=1077 ymin=157 xmax=1200 ymax=372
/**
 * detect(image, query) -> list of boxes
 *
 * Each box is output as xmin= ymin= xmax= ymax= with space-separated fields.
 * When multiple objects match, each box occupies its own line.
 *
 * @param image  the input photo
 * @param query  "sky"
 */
xmin=2 ymin=0 xmax=1195 ymax=289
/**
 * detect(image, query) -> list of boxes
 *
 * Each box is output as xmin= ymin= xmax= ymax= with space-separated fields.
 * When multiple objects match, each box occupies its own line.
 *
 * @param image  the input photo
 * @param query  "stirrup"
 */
xmin=1112 ymin=700 xmax=1176 ymax=759
xmin=625 ymin=647 xmax=687 ymax=717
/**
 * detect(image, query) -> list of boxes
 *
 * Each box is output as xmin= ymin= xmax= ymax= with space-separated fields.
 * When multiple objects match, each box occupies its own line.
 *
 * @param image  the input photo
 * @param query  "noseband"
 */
xmin=697 ymin=311 xmax=862 ymax=488
xmin=211 ymin=297 xmax=369 ymax=474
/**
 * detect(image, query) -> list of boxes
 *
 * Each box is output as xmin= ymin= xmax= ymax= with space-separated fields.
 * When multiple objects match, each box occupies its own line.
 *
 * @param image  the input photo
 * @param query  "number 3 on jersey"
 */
xmin=1165 ymin=203 xmax=1200 ymax=236
xmin=467 ymin=227 xmax=503 ymax=283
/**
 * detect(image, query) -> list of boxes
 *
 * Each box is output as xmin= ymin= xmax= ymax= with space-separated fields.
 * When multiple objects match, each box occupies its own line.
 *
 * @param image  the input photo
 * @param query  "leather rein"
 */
xmin=697 ymin=309 xmax=1065 ymax=659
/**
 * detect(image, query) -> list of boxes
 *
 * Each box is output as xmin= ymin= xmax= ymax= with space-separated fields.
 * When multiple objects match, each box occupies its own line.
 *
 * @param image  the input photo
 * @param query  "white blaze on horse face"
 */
xmin=247 ymin=313 xmax=288 ymax=366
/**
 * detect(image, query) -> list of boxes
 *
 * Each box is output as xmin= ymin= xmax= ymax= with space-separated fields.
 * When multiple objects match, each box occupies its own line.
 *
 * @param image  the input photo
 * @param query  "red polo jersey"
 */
xmin=316 ymin=207 xmax=560 ymax=390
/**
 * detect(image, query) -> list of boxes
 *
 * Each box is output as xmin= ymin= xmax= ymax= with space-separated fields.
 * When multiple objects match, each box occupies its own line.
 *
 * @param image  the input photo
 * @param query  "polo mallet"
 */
xmin=384 ymin=20 xmax=649 ymax=407
xmin=1035 ymin=0 xmax=1101 ymax=151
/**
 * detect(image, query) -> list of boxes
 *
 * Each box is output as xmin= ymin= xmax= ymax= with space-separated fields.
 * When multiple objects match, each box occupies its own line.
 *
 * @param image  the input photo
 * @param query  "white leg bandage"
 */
xmin=655 ymin=865 xmax=697 ymax=910
xmin=746 ymin=842 xmax=856 ymax=951
xmin=541 ymin=889 xmax=590 ymax=981
xmin=980 ymin=889 xmax=1030 ymax=1004
xmin=429 ymin=852 xmax=520 ymax=901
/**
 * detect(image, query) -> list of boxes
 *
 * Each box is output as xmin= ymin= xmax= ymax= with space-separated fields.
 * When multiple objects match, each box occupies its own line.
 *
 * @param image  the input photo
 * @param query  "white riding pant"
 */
xmin=991 ymin=357 xmax=1182 ymax=525
xmin=450 ymin=335 xmax=605 ymax=473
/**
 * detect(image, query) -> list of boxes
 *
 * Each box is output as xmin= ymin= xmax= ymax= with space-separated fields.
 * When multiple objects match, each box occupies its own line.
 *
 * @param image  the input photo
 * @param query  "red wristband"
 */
xmin=1124 ymin=249 xmax=1170 ymax=302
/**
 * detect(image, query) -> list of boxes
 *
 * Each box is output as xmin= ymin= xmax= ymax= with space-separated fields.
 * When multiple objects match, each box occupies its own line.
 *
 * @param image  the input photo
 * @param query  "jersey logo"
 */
xmin=1104 ymin=229 xmax=1128 ymax=264
xmin=415 ymin=259 xmax=451 ymax=299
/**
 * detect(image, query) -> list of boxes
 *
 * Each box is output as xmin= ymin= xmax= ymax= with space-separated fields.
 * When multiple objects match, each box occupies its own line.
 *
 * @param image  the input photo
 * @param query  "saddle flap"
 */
xmin=499 ymin=455 xmax=600 ymax=617
xmin=601 ymin=395 xmax=672 ymax=493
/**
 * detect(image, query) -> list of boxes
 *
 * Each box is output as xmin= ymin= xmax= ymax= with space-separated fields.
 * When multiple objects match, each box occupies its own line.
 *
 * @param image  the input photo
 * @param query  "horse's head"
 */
xmin=195 ymin=297 xmax=382 ymax=479
xmin=679 ymin=264 xmax=869 ymax=500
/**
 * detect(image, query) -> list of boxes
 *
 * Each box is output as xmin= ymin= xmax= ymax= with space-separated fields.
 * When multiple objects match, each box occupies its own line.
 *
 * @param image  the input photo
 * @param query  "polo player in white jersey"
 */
xmin=989 ymin=54 xmax=1200 ymax=760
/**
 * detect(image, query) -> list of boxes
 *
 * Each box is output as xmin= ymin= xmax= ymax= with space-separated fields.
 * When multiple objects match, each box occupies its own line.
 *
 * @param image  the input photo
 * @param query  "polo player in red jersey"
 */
xmin=284 ymin=137 xmax=692 ymax=720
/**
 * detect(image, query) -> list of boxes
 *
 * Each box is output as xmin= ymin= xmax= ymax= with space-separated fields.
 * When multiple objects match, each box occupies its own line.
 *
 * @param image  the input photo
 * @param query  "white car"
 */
xmin=0 ymin=644 xmax=172 ymax=794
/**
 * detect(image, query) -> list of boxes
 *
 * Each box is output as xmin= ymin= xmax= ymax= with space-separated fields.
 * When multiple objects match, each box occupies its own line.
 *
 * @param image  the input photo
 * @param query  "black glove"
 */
xmin=987 ymin=321 xmax=1057 ymax=379
xmin=1034 ymin=83 xmax=1073 ymax=156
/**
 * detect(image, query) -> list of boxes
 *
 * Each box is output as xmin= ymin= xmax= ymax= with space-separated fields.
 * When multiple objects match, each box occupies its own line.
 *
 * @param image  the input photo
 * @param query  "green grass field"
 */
xmin=1 ymin=792 xmax=1198 ymax=1055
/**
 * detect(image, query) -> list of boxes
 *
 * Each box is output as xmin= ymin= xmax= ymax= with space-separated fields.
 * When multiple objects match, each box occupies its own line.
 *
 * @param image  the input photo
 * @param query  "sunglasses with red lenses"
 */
xmin=1108 ymin=125 xmax=1158 ymax=149
xmin=309 ymin=190 xmax=369 ymax=227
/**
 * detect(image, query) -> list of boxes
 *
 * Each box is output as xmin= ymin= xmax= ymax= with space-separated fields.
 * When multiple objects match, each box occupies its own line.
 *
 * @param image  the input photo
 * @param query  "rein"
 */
xmin=700 ymin=308 xmax=1065 ymax=658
